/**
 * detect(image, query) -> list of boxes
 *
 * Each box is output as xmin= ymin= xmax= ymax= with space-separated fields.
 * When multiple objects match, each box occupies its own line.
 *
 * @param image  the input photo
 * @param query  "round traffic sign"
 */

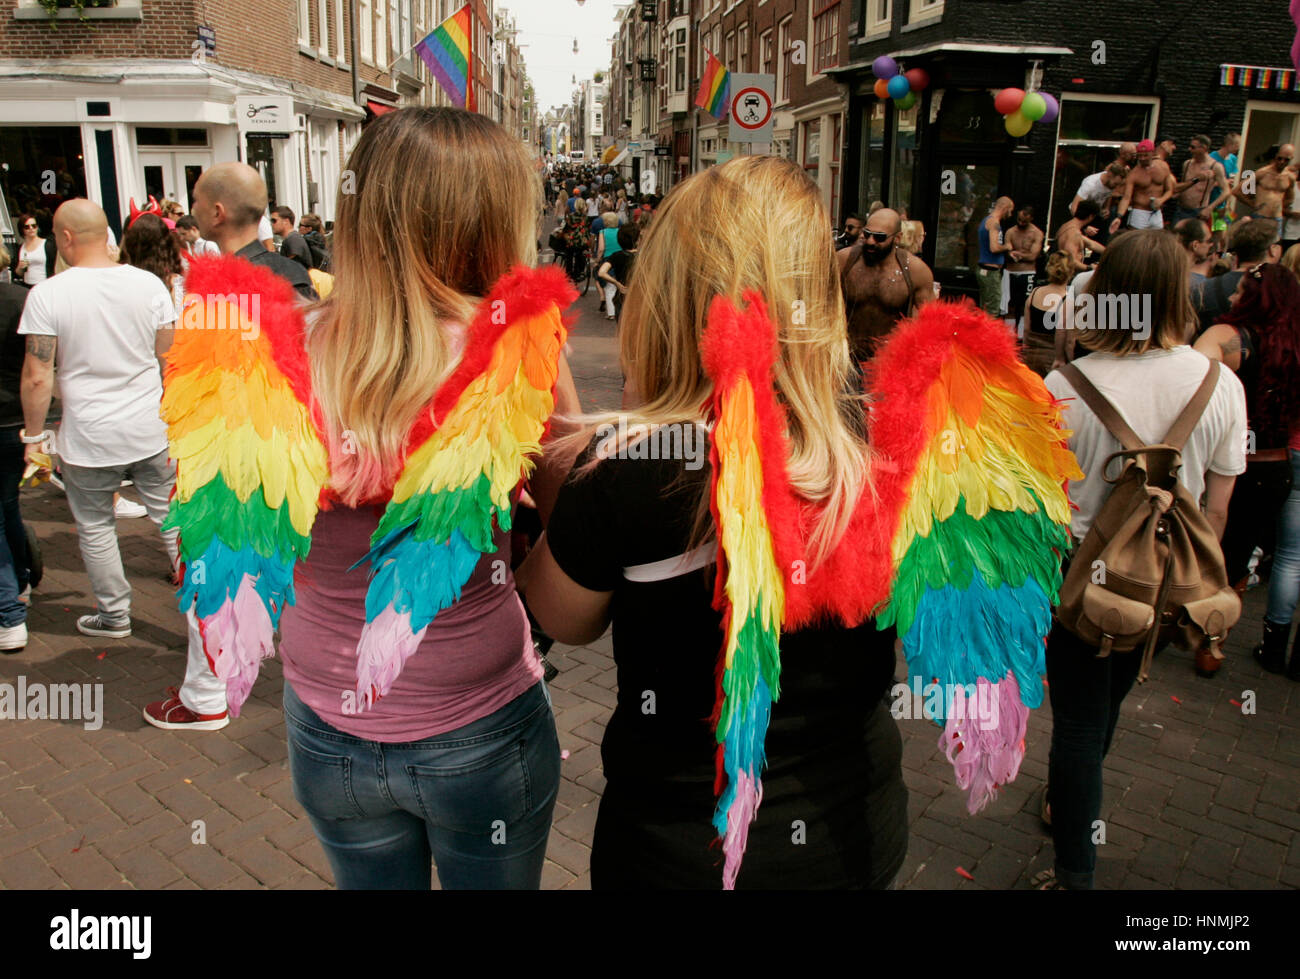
xmin=732 ymin=86 xmax=773 ymax=130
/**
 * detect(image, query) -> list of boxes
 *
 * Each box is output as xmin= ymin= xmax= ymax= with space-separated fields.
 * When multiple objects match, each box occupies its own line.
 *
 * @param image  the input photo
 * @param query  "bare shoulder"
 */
xmin=835 ymin=246 xmax=854 ymax=269
xmin=904 ymin=252 xmax=934 ymax=286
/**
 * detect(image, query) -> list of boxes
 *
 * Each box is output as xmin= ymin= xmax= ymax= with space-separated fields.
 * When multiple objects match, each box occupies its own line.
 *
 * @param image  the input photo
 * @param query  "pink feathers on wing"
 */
xmin=200 ymin=577 xmax=275 ymax=717
xmin=720 ymin=770 xmax=763 ymax=890
xmin=354 ymin=606 xmax=430 ymax=709
xmin=938 ymin=673 xmax=1030 ymax=815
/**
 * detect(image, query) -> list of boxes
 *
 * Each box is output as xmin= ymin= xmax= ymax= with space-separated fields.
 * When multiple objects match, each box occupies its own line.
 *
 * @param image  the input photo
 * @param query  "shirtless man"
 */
xmin=1115 ymin=141 xmax=1138 ymax=169
xmin=1230 ymin=144 xmax=1296 ymax=243
xmin=837 ymin=207 xmax=934 ymax=363
xmin=1113 ymin=139 xmax=1174 ymax=230
xmin=1170 ymin=134 xmax=1230 ymax=226
xmin=1057 ymin=200 xmax=1105 ymax=273
xmin=1004 ymin=206 xmax=1043 ymax=332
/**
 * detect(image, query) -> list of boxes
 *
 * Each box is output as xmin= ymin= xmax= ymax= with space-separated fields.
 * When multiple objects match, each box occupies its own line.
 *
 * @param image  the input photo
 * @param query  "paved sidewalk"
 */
xmin=1 ymin=296 xmax=1296 ymax=889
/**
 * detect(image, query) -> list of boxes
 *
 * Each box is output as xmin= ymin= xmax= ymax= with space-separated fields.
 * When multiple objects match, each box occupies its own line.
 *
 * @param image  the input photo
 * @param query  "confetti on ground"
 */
xmin=1230 ymin=699 xmax=1242 ymax=707
xmin=96 ymin=652 xmax=106 ymax=660
xmin=956 ymin=866 xmax=975 ymax=881
xmin=560 ymin=750 xmax=570 ymax=760
xmin=71 ymin=835 xmax=86 ymax=853
xmin=183 ymin=779 xmax=192 ymax=784
xmin=1170 ymin=695 xmax=1182 ymax=704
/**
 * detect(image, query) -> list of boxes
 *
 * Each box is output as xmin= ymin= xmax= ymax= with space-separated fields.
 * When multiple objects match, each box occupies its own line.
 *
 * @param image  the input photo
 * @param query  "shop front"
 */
xmin=0 ymin=60 xmax=362 ymax=243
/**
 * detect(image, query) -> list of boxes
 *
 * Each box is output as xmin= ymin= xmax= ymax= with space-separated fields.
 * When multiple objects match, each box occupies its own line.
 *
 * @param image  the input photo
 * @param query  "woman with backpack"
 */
xmin=1039 ymin=230 xmax=1248 ymax=889
xmin=1195 ymin=263 xmax=1300 ymax=678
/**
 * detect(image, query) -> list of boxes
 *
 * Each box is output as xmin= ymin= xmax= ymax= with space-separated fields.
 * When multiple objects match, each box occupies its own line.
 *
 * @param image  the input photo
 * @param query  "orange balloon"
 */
xmin=873 ymin=78 xmax=891 ymax=99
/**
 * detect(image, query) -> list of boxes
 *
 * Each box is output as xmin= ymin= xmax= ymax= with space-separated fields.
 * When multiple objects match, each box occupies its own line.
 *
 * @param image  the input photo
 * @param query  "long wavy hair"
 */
xmin=578 ymin=154 xmax=869 ymax=564
xmin=308 ymin=107 xmax=538 ymax=506
xmin=121 ymin=213 xmax=184 ymax=288
xmin=1219 ymin=263 xmax=1300 ymax=445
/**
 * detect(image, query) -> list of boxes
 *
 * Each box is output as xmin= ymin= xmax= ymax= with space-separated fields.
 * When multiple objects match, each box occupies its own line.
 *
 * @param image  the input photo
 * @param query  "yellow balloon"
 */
xmin=1004 ymin=110 xmax=1033 ymax=138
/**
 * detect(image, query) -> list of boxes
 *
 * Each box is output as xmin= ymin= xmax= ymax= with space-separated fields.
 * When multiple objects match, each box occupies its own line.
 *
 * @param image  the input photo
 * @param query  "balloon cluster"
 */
xmin=871 ymin=56 xmax=928 ymax=111
xmin=993 ymin=88 xmax=1060 ymax=138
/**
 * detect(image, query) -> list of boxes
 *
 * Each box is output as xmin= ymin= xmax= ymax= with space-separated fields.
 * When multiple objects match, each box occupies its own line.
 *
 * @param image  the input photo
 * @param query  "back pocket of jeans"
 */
xmin=405 ymin=743 xmax=530 ymax=836
xmin=288 ymin=739 xmax=365 ymax=820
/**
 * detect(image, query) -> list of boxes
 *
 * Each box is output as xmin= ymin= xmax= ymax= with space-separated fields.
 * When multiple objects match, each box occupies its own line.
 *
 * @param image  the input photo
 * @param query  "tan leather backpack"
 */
xmin=1055 ymin=361 xmax=1240 ymax=682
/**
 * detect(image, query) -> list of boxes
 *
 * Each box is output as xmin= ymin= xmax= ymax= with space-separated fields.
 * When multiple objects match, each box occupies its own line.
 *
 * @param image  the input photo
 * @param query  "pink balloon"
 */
xmin=1040 ymin=93 xmax=1060 ymax=125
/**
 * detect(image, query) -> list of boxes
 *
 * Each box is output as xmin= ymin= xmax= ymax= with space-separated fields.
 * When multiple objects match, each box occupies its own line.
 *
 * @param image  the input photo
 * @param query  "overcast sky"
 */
xmin=499 ymin=0 xmax=627 ymax=113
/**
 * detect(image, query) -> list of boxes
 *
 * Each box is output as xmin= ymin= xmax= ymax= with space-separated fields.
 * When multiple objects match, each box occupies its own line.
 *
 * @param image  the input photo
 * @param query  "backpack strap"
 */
xmin=1060 ymin=363 xmax=1143 ymax=451
xmin=1162 ymin=361 xmax=1220 ymax=451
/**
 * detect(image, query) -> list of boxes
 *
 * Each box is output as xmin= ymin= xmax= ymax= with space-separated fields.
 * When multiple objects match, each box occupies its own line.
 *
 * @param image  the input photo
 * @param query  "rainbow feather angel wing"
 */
xmin=869 ymin=300 xmax=1082 ymax=812
xmin=162 ymin=255 xmax=330 ymax=715
xmin=353 ymin=265 xmax=575 ymax=708
xmin=699 ymin=292 xmax=802 ymax=890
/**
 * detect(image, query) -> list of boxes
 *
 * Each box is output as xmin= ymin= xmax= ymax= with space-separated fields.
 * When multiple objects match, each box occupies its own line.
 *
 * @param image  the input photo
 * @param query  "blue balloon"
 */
xmin=872 ymin=56 xmax=899 ymax=80
xmin=887 ymin=75 xmax=910 ymax=99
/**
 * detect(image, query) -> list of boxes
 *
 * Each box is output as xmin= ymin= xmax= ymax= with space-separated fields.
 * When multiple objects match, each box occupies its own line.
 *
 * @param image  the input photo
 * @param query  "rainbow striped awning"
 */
xmin=1219 ymin=64 xmax=1300 ymax=92
xmin=416 ymin=4 xmax=475 ymax=111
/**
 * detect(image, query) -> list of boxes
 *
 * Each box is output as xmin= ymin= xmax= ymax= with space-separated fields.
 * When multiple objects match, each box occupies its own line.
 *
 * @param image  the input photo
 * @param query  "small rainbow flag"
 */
xmin=696 ymin=49 xmax=730 ymax=119
xmin=416 ymin=4 xmax=475 ymax=111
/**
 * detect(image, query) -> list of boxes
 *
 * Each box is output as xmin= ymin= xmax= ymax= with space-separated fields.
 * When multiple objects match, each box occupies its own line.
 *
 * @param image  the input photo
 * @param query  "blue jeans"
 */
xmin=1266 ymin=449 xmax=1300 ymax=627
xmin=284 ymin=680 xmax=560 ymax=889
xmin=0 ymin=428 xmax=29 ymax=628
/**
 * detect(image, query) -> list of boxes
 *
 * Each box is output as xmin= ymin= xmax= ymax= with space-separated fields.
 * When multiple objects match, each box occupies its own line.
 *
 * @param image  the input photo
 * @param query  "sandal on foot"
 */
xmin=1030 ymin=868 xmax=1066 ymax=890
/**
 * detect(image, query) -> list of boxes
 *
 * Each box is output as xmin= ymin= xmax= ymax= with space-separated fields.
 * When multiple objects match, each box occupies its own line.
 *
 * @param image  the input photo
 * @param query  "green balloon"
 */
xmin=1004 ymin=110 xmax=1033 ymax=138
xmin=1020 ymin=92 xmax=1047 ymax=122
xmin=895 ymin=91 xmax=917 ymax=111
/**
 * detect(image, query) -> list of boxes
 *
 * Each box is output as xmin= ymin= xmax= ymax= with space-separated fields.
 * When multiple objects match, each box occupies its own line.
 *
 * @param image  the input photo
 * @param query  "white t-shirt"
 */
xmin=259 ymin=214 xmax=274 ymax=244
xmin=18 ymin=265 xmax=175 ymax=467
xmin=195 ymin=237 xmax=220 ymax=257
xmin=1075 ymin=172 xmax=1111 ymax=209
xmin=1045 ymin=346 xmax=1248 ymax=539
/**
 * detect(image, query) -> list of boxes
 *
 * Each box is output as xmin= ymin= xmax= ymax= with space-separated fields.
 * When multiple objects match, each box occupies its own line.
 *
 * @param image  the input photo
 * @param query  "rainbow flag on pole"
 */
xmin=696 ymin=49 xmax=730 ymax=119
xmin=415 ymin=4 xmax=476 ymax=111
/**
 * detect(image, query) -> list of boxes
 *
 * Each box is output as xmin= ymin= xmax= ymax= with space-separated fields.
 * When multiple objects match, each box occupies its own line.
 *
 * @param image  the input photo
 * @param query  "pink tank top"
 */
xmin=278 ymin=495 xmax=540 ymax=743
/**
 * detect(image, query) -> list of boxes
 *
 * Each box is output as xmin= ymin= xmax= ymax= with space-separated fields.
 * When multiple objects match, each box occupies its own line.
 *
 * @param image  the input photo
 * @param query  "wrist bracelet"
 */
xmin=19 ymin=429 xmax=50 ymax=445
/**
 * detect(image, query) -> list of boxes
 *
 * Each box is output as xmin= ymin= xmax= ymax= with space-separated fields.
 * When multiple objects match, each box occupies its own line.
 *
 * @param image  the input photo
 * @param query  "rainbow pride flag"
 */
xmin=416 ymin=4 xmax=475 ymax=111
xmin=696 ymin=49 xmax=730 ymax=119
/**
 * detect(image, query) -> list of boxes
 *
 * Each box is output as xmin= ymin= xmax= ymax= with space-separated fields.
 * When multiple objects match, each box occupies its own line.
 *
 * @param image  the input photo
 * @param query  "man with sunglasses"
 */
xmin=1229 ymin=144 xmax=1295 ymax=245
xmin=837 ymin=207 xmax=934 ymax=364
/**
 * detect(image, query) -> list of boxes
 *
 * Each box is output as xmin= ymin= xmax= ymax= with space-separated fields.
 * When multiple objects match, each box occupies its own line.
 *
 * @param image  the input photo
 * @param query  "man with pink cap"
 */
xmin=1112 ymin=138 xmax=1175 ymax=231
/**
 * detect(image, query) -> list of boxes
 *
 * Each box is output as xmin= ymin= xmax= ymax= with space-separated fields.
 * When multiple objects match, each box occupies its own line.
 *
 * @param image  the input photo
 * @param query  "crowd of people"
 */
xmin=544 ymin=160 xmax=656 ymax=323
xmin=0 ymin=107 xmax=1297 ymax=893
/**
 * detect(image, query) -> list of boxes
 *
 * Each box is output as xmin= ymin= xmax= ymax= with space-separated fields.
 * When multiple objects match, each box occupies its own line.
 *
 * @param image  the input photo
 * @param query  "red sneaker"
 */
xmin=143 ymin=687 xmax=229 ymax=731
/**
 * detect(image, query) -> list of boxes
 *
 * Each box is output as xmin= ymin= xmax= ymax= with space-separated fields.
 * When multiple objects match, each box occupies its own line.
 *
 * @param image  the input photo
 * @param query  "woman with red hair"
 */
xmin=1196 ymin=263 xmax=1300 ymax=677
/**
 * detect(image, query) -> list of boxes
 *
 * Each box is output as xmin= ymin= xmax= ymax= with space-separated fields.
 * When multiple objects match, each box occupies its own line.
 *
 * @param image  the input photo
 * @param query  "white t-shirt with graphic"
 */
xmin=18 ymin=264 xmax=175 ymax=467
xmin=1045 ymin=346 xmax=1248 ymax=539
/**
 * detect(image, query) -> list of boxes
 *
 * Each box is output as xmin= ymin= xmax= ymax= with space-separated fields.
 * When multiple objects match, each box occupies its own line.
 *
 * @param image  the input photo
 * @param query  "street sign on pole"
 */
xmin=727 ymin=73 xmax=775 ymax=145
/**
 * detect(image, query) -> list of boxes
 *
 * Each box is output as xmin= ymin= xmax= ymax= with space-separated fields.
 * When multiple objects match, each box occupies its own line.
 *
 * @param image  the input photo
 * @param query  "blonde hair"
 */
xmin=309 ymin=107 xmax=538 ymax=505
xmin=601 ymin=211 xmax=617 ymax=229
xmin=1283 ymin=242 xmax=1300 ymax=281
xmin=588 ymin=155 xmax=868 ymax=563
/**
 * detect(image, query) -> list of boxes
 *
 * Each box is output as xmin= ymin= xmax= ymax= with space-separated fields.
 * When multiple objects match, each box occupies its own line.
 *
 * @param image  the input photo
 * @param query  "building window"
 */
xmin=376 ymin=0 xmax=387 ymax=67
xmin=760 ymin=28 xmax=773 ymax=75
xmin=802 ymin=119 xmax=820 ymax=176
xmin=336 ymin=0 xmax=347 ymax=63
xmin=1049 ymin=94 xmax=1158 ymax=235
xmin=866 ymin=0 xmax=891 ymax=35
xmin=298 ymin=0 xmax=311 ymax=46
xmin=674 ymin=28 xmax=687 ymax=92
xmin=907 ymin=0 xmax=943 ymax=24
xmin=830 ymin=113 xmax=842 ymax=220
xmin=778 ymin=17 xmax=793 ymax=103
xmin=812 ymin=2 xmax=839 ymax=74
xmin=317 ymin=0 xmax=331 ymax=57
xmin=360 ymin=0 xmax=373 ymax=63
xmin=725 ymin=30 xmax=735 ymax=71
xmin=738 ymin=23 xmax=748 ymax=74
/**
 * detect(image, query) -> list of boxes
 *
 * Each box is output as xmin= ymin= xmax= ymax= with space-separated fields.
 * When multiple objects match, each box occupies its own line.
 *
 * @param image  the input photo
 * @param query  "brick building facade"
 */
xmin=0 ymin=0 xmax=508 ymax=241
xmin=829 ymin=0 xmax=1300 ymax=297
